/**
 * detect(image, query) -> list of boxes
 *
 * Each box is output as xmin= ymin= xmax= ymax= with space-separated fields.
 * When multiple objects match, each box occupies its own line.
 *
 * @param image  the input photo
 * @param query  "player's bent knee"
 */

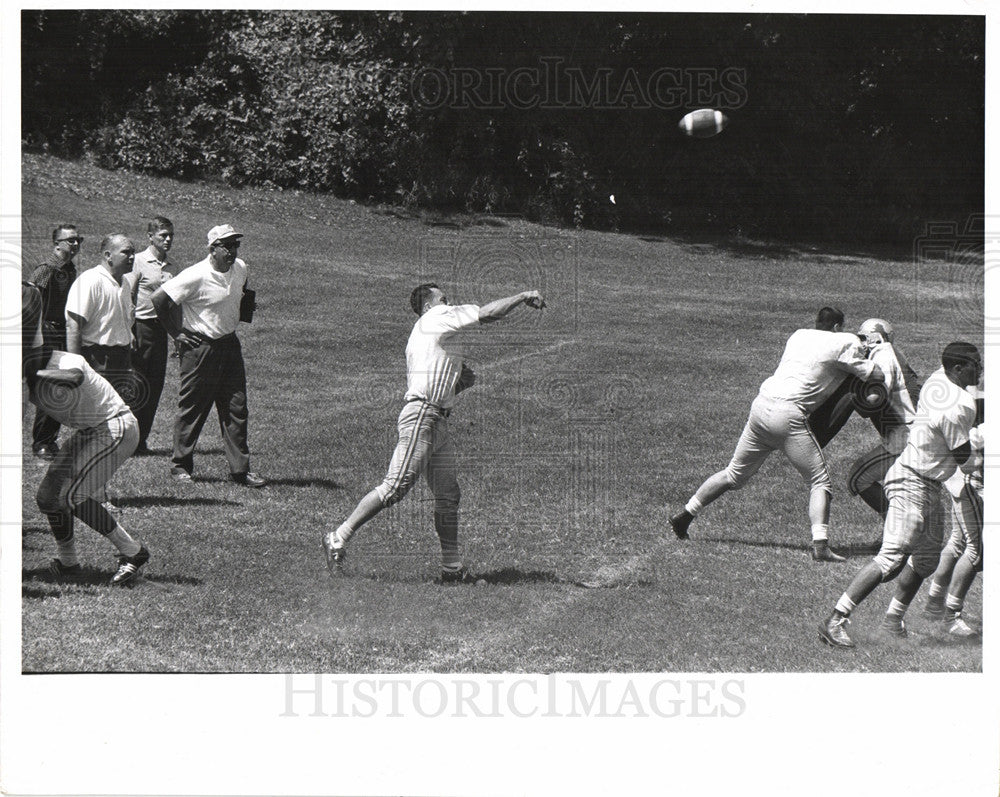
xmin=874 ymin=555 xmax=907 ymax=582
xmin=35 ymin=486 xmax=66 ymax=514
xmin=377 ymin=480 xmax=415 ymax=508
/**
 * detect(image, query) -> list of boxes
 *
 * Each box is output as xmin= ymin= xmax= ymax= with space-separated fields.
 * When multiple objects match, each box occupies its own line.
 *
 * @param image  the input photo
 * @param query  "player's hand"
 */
xmin=174 ymin=330 xmax=200 ymax=353
xmin=524 ymin=291 xmax=546 ymax=309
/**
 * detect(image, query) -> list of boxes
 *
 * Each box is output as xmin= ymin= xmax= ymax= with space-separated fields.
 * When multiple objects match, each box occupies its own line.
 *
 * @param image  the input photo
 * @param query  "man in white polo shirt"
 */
xmin=65 ymin=233 xmax=138 ymax=401
xmin=669 ymin=307 xmax=883 ymax=561
xmin=819 ymin=342 xmax=981 ymax=648
xmin=151 ymin=223 xmax=265 ymax=488
xmin=323 ymin=283 xmax=546 ymax=582
xmin=130 ymin=216 xmax=178 ymax=454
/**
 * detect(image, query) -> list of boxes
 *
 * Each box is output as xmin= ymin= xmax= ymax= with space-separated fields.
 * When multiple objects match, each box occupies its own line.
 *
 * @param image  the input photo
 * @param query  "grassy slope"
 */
xmin=20 ymin=153 xmax=983 ymax=672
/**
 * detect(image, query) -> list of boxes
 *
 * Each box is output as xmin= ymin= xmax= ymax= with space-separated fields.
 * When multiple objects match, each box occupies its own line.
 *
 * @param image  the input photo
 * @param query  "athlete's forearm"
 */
xmin=479 ymin=292 xmax=529 ymax=323
xmin=151 ymin=290 xmax=182 ymax=338
xmin=65 ymin=315 xmax=83 ymax=354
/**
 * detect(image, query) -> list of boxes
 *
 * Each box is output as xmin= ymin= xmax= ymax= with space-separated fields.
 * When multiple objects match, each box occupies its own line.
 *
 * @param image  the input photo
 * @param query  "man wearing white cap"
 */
xmin=151 ymin=224 xmax=266 ymax=487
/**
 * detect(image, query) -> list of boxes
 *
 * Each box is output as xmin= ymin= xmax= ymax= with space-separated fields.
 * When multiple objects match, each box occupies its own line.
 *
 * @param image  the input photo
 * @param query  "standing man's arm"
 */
xmin=478 ymin=290 xmax=546 ymax=323
xmin=65 ymin=312 xmax=83 ymax=354
xmin=151 ymin=288 xmax=197 ymax=348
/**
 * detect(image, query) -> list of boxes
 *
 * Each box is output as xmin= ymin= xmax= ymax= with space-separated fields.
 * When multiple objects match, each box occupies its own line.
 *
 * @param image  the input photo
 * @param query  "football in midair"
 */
xmin=678 ymin=108 xmax=729 ymax=138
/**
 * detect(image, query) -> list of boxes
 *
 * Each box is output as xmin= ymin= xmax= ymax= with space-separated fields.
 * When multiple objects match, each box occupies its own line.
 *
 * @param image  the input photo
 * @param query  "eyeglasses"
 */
xmin=214 ymin=239 xmax=241 ymax=250
xmin=58 ymin=236 xmax=83 ymax=244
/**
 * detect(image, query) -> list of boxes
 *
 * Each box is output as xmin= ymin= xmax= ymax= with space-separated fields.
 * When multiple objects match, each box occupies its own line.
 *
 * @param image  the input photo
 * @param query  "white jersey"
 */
xmin=162 ymin=256 xmax=247 ymax=339
xmin=893 ymin=367 xmax=977 ymax=483
xmin=65 ymin=265 xmax=135 ymax=347
xmin=403 ymin=303 xmax=481 ymax=409
xmin=759 ymin=329 xmax=875 ymax=414
xmin=869 ymin=341 xmax=919 ymax=454
xmin=944 ymin=384 xmax=984 ymax=497
xmin=32 ymin=351 xmax=129 ymax=429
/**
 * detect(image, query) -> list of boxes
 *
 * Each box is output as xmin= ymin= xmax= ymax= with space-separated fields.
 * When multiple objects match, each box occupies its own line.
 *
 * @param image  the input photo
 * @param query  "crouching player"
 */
xmin=818 ymin=342 xmax=980 ymax=648
xmin=923 ymin=384 xmax=984 ymax=637
xmin=24 ymin=291 xmax=150 ymax=586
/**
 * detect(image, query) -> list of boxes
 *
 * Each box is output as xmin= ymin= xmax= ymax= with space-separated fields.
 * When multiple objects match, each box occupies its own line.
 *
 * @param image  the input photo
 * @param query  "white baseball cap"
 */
xmin=858 ymin=318 xmax=893 ymax=344
xmin=207 ymin=224 xmax=243 ymax=246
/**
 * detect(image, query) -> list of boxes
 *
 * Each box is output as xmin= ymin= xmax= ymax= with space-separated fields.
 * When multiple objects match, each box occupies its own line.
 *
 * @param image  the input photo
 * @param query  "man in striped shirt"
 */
xmin=323 ymin=283 xmax=546 ymax=582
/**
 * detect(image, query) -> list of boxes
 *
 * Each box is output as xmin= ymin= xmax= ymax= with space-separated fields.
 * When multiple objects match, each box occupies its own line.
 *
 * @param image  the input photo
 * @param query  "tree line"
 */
xmin=22 ymin=10 xmax=984 ymax=244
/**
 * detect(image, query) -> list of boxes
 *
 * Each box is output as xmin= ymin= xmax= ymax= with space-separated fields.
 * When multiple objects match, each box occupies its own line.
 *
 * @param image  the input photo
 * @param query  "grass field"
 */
xmin=19 ymin=152 xmax=983 ymax=673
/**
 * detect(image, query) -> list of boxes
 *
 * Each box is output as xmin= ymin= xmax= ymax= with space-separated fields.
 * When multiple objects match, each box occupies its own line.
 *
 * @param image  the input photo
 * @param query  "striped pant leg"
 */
xmin=376 ymin=402 xmax=438 ymax=507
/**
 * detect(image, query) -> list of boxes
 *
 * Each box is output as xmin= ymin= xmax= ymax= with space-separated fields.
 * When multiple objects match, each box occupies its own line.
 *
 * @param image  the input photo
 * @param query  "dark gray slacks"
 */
xmin=171 ymin=334 xmax=251 ymax=476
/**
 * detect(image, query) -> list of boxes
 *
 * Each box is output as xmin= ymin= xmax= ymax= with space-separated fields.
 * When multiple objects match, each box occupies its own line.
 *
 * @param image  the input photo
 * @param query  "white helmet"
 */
xmin=858 ymin=318 xmax=893 ymax=345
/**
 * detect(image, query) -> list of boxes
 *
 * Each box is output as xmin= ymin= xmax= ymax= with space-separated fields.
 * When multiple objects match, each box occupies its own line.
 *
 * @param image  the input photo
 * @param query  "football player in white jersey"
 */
xmin=924 ymin=384 xmax=983 ymax=637
xmin=670 ymin=307 xmax=882 ymax=561
xmin=323 ymin=283 xmax=545 ymax=582
xmin=819 ymin=342 xmax=980 ymax=648
xmin=23 ymin=287 xmax=151 ymax=586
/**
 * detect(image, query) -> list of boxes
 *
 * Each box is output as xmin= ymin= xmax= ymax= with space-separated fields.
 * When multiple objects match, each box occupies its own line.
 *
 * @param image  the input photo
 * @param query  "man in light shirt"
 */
xmin=670 ymin=307 xmax=883 ymax=561
xmin=65 ymin=233 xmax=138 ymax=401
xmin=151 ymin=224 xmax=265 ymax=488
xmin=819 ymin=342 xmax=981 ymax=648
xmin=130 ymin=217 xmax=178 ymax=454
xmin=323 ymin=283 xmax=546 ymax=582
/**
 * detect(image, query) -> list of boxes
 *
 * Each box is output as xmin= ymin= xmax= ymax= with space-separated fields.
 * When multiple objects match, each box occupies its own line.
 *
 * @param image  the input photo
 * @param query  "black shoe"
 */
xmin=670 ymin=510 xmax=693 ymax=540
xmin=111 ymin=545 xmax=150 ymax=587
xmin=133 ymin=443 xmax=153 ymax=456
xmin=33 ymin=443 xmax=59 ymax=460
xmin=322 ymin=532 xmax=346 ymax=575
xmin=439 ymin=566 xmax=475 ymax=584
xmin=812 ymin=543 xmax=846 ymax=562
xmin=232 ymin=471 xmax=267 ymax=488
xmin=818 ymin=613 xmax=855 ymax=648
xmin=49 ymin=559 xmax=82 ymax=581
xmin=170 ymin=467 xmax=193 ymax=482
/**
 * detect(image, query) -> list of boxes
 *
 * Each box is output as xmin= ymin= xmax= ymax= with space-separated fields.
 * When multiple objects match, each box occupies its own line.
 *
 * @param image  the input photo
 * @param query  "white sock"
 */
xmin=441 ymin=560 xmax=464 ymax=572
xmin=886 ymin=597 xmax=909 ymax=619
xmin=811 ymin=524 xmax=829 ymax=543
xmin=332 ymin=525 xmax=351 ymax=547
xmin=945 ymin=594 xmax=964 ymax=612
xmin=106 ymin=525 xmax=141 ymax=557
xmin=56 ymin=541 xmax=79 ymax=566
xmin=684 ymin=497 xmax=704 ymax=516
xmin=834 ymin=594 xmax=856 ymax=616
xmin=927 ymin=581 xmax=946 ymax=599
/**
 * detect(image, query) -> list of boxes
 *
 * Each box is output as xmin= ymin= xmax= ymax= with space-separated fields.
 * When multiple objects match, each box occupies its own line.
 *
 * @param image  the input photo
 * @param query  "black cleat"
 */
xmin=232 ymin=471 xmax=267 ymax=488
xmin=439 ymin=566 xmax=475 ymax=584
xmin=322 ymin=532 xmax=346 ymax=575
xmin=33 ymin=443 xmax=59 ymax=460
xmin=48 ymin=559 xmax=83 ymax=582
xmin=111 ymin=545 xmax=150 ymax=587
xmin=812 ymin=543 xmax=846 ymax=563
xmin=670 ymin=511 xmax=693 ymax=540
xmin=818 ymin=613 xmax=855 ymax=648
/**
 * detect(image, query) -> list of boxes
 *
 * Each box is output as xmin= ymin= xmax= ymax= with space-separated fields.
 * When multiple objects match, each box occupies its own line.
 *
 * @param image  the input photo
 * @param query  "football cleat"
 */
xmin=879 ymin=615 xmax=907 ymax=638
xmin=111 ymin=545 xmax=150 ymax=587
xmin=670 ymin=511 xmax=693 ymax=540
xmin=49 ymin=558 xmax=83 ymax=582
xmin=322 ymin=532 xmax=346 ymax=575
xmin=946 ymin=613 xmax=978 ymax=638
xmin=818 ymin=614 xmax=855 ymax=648
xmin=811 ymin=543 xmax=846 ymax=563
xmin=439 ymin=565 xmax=475 ymax=585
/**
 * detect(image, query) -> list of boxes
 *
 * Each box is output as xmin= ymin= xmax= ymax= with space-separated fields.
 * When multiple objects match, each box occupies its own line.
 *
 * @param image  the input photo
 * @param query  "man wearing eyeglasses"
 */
xmin=151 ymin=224 xmax=266 ymax=488
xmin=28 ymin=224 xmax=82 ymax=459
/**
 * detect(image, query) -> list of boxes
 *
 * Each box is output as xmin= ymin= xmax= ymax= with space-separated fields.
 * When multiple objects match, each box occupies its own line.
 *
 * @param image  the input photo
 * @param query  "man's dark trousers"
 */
xmin=172 ymin=333 xmax=250 ymax=476
xmin=132 ymin=318 xmax=169 ymax=448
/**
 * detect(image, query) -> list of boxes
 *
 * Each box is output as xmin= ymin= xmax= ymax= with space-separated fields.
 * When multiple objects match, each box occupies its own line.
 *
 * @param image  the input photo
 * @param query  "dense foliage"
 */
xmin=22 ymin=10 xmax=984 ymax=242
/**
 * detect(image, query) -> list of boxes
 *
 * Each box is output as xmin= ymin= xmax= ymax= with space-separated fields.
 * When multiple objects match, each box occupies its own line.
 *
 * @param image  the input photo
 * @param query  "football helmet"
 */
xmin=858 ymin=318 xmax=893 ymax=346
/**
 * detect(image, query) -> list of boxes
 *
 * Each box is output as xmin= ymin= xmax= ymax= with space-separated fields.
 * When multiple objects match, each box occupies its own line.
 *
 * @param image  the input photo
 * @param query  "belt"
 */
xmin=183 ymin=329 xmax=238 ymax=344
xmin=82 ymin=343 xmax=130 ymax=352
xmin=405 ymin=397 xmax=451 ymax=418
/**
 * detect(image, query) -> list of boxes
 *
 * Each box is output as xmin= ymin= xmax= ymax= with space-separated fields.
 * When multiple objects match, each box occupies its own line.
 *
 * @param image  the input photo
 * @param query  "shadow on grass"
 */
xmin=195 ymin=476 xmax=343 ymax=490
xmin=143 ymin=573 xmax=202 ymax=587
xmin=120 ymin=496 xmax=240 ymax=508
xmin=474 ymin=567 xmax=569 ymax=586
xmin=22 ymin=565 xmax=110 ymax=588
xmin=710 ymin=536 xmax=880 ymax=559
xmin=23 ymin=585 xmax=62 ymax=599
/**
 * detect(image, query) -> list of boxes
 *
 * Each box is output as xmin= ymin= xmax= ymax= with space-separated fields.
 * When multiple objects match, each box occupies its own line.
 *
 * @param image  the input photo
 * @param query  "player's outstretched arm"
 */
xmin=36 ymin=368 xmax=84 ymax=388
xmin=479 ymin=290 xmax=546 ymax=323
